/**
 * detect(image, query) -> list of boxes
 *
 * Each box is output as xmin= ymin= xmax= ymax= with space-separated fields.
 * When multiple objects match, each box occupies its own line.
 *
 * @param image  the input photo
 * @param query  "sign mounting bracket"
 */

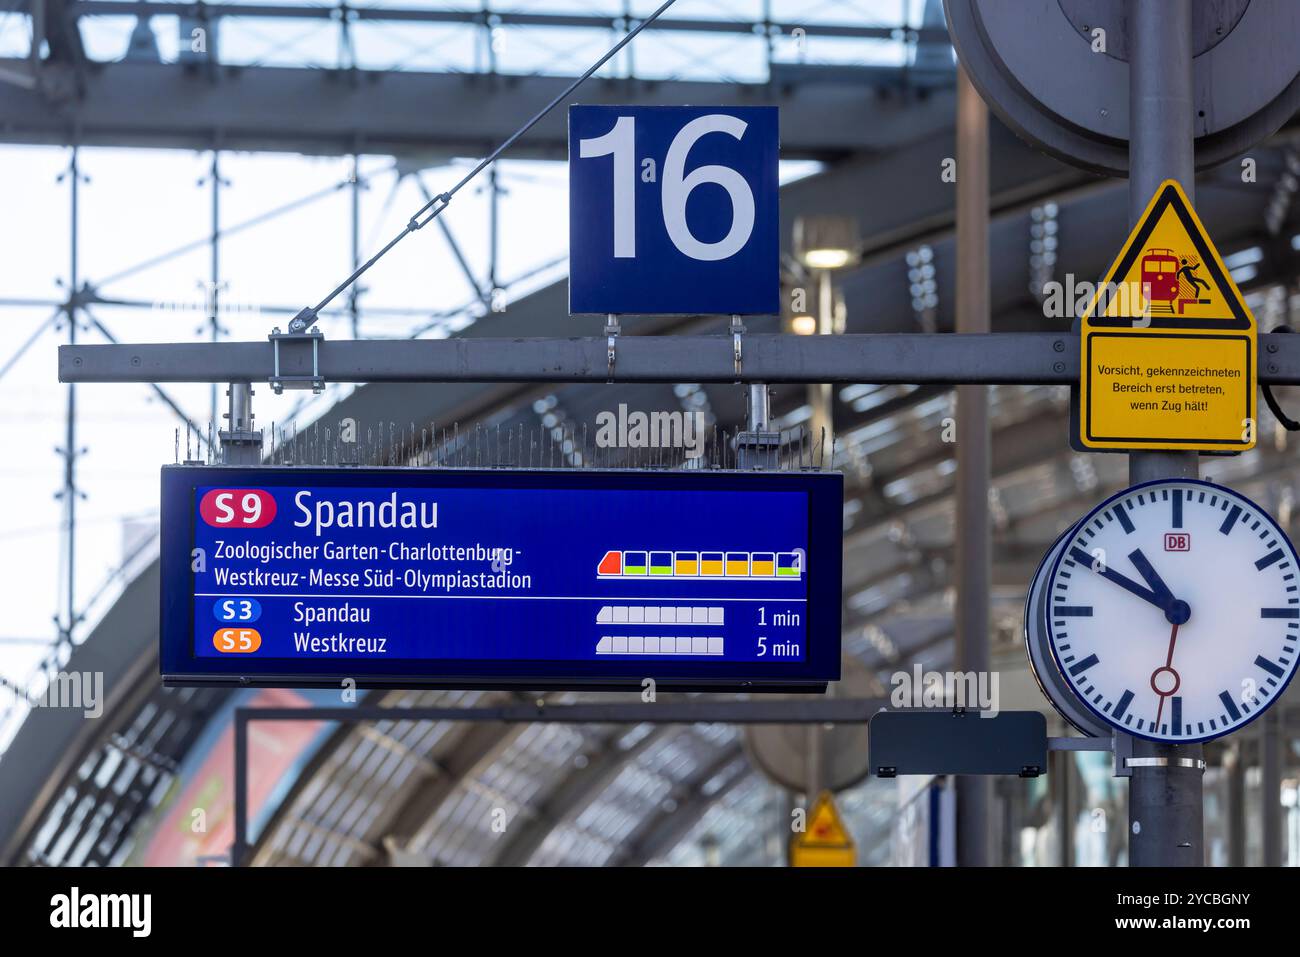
xmin=269 ymin=327 xmax=325 ymax=396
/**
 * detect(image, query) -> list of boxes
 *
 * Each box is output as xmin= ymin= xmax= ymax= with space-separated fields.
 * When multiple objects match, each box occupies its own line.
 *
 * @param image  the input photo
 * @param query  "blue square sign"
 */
xmin=569 ymin=105 xmax=779 ymax=316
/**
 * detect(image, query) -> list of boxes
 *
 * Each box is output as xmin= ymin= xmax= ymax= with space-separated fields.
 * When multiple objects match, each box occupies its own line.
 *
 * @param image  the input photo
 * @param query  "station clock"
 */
xmin=1026 ymin=479 xmax=1300 ymax=743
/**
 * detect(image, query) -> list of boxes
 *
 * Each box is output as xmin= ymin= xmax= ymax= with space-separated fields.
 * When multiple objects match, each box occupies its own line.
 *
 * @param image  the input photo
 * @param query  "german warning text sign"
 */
xmin=1079 ymin=180 xmax=1256 ymax=451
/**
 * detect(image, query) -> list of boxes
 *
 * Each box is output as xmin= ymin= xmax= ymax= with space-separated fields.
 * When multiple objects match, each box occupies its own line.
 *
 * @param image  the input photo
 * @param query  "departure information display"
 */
xmin=161 ymin=467 xmax=843 ymax=690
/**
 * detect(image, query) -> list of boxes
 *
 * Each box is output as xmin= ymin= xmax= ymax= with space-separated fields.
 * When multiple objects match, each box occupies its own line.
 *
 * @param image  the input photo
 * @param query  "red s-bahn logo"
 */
xmin=199 ymin=489 xmax=277 ymax=528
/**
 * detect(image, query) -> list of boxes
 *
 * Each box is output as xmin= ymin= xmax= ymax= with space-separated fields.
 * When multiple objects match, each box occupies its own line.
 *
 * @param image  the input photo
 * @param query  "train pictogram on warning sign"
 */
xmin=1139 ymin=247 xmax=1214 ymax=316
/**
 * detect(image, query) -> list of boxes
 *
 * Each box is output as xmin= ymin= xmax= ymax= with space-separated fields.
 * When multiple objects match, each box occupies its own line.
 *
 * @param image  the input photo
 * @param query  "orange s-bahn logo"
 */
xmin=213 ymin=628 xmax=262 ymax=653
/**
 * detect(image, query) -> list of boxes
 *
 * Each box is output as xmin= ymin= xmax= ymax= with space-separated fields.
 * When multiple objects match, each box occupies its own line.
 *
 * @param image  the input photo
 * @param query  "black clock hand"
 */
xmin=1127 ymin=549 xmax=1191 ymax=625
xmin=1127 ymin=549 xmax=1174 ymax=602
xmin=1068 ymin=546 xmax=1165 ymax=609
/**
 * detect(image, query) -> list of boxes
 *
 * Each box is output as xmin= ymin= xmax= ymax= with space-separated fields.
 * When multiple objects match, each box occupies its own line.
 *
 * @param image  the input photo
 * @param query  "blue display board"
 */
xmin=161 ymin=467 xmax=842 ymax=690
xmin=568 ymin=105 xmax=780 ymax=316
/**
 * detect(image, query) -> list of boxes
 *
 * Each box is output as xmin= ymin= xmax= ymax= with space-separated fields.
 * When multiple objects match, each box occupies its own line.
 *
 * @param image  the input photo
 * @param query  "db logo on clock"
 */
xmin=1164 ymin=532 xmax=1191 ymax=552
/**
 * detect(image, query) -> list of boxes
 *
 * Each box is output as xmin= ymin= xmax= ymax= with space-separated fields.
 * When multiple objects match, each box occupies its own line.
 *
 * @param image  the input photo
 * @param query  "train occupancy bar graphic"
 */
xmin=596 ymin=550 xmax=802 ymax=579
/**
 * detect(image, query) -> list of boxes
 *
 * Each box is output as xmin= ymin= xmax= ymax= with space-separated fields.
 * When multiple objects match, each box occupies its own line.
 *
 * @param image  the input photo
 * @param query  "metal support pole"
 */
xmin=1261 ymin=705 xmax=1283 ymax=865
xmin=208 ymin=149 xmax=222 ymax=432
xmin=57 ymin=145 xmax=83 ymax=652
xmin=954 ymin=62 xmax=991 ymax=868
xmin=1125 ymin=0 xmax=1204 ymax=867
xmin=800 ymin=329 xmax=825 ymax=799
xmin=488 ymin=163 xmax=500 ymax=302
xmin=228 ymin=381 xmax=252 ymax=432
xmin=747 ymin=382 xmax=770 ymax=432
xmin=736 ymin=377 xmax=779 ymax=469
xmin=742 ymin=376 xmax=815 ymax=813
xmin=806 ymin=269 xmax=835 ymax=465
xmin=804 ymin=723 xmax=823 ymax=811
xmin=623 ymin=0 xmax=636 ymax=79
xmin=220 ymin=381 xmax=262 ymax=465
xmin=1227 ymin=741 xmax=1246 ymax=866
xmin=350 ymin=153 xmax=361 ymax=338
xmin=1057 ymin=748 xmax=1073 ymax=866
xmin=232 ymin=710 xmax=248 ymax=867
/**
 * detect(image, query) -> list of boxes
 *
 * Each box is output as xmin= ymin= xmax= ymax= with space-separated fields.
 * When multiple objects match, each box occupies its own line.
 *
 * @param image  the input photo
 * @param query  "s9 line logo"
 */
xmin=199 ymin=488 xmax=277 ymax=528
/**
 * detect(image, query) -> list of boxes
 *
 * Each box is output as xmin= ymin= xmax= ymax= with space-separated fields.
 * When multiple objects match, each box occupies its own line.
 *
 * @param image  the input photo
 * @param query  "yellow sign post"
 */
xmin=1079 ymin=180 xmax=1256 ymax=451
xmin=790 ymin=791 xmax=855 ymax=867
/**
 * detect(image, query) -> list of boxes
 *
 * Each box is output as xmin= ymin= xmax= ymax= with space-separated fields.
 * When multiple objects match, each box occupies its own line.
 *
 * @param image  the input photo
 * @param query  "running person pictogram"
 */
xmin=1176 ymin=257 xmax=1210 ymax=296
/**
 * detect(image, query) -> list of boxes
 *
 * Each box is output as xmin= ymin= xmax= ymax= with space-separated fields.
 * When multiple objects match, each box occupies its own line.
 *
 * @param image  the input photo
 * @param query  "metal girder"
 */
xmin=65 ymin=2 xmax=949 ymax=43
xmin=243 ymin=121 xmax=1083 ymax=466
xmin=286 ymin=724 xmax=451 ymax=865
xmin=56 ymin=331 xmax=1300 ymax=386
xmin=491 ymin=726 xmax=671 ymax=867
xmin=852 ymin=380 xmax=1300 ymax=562
xmin=842 ymin=402 xmax=1300 ymax=646
xmin=57 ymin=331 xmax=1064 ymax=384
xmin=843 ymin=535 xmax=1059 ymax=600
xmin=235 ymin=700 xmax=885 ymax=725
xmin=858 ymin=406 xmax=1070 ymax=518
xmin=841 ymin=404 xmax=1086 ymax=544
xmin=611 ymin=745 xmax=751 ymax=866
xmin=39 ymin=0 xmax=86 ymax=67
xmin=840 ymin=472 xmax=1074 ymax=634
xmin=364 ymin=703 xmax=528 ymax=864
xmin=0 ymin=58 xmax=953 ymax=159
xmin=0 ymin=561 xmax=165 ymax=865
xmin=246 ymin=690 xmax=394 ymax=867
xmin=802 ymin=128 xmax=1096 ymax=276
xmin=237 ymin=699 xmax=887 ymax=865
xmin=258 ymin=714 xmax=522 ymax=867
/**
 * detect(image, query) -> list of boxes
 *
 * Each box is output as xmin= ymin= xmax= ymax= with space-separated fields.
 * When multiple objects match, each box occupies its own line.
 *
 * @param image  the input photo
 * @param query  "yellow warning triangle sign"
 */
xmin=1079 ymin=179 xmax=1257 ymax=451
xmin=1085 ymin=180 xmax=1252 ymax=327
xmin=790 ymin=791 xmax=855 ymax=867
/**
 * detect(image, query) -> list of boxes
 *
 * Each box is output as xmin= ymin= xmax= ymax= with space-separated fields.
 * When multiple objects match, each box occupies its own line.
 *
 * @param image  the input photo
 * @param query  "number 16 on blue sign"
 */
xmin=568 ymin=105 xmax=779 ymax=316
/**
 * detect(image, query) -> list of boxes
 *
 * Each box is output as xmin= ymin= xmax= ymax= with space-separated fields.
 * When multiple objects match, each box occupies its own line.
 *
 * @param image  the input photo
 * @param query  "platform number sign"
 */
xmin=568 ymin=105 xmax=779 ymax=316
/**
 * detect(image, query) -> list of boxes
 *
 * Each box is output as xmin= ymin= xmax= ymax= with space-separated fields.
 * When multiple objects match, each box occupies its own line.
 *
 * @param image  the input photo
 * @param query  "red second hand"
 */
xmin=1153 ymin=621 xmax=1182 ymax=729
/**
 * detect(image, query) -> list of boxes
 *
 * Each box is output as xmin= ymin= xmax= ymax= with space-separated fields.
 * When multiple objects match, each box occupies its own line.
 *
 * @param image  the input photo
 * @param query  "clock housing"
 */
xmin=1043 ymin=479 xmax=1300 ymax=743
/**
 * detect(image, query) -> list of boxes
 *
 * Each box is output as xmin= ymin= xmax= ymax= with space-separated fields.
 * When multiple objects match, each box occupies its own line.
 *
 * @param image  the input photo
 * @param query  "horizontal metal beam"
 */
xmin=64 ymin=2 xmax=948 ymax=42
xmin=236 ymin=699 xmax=886 ymax=725
xmin=0 ymin=58 xmax=951 ymax=158
xmin=58 ymin=332 xmax=1300 ymax=385
xmin=234 ymin=699 xmax=868 ymax=865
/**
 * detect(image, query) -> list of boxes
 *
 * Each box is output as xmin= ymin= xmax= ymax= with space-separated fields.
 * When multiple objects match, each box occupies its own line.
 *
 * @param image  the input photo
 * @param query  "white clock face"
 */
xmin=1045 ymin=480 xmax=1300 ymax=743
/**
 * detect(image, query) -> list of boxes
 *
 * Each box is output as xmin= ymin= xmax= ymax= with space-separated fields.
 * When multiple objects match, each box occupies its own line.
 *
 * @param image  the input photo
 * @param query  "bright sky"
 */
xmin=0 ymin=0 xmax=904 ymax=744
xmin=0 ymin=146 xmax=570 ymax=688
